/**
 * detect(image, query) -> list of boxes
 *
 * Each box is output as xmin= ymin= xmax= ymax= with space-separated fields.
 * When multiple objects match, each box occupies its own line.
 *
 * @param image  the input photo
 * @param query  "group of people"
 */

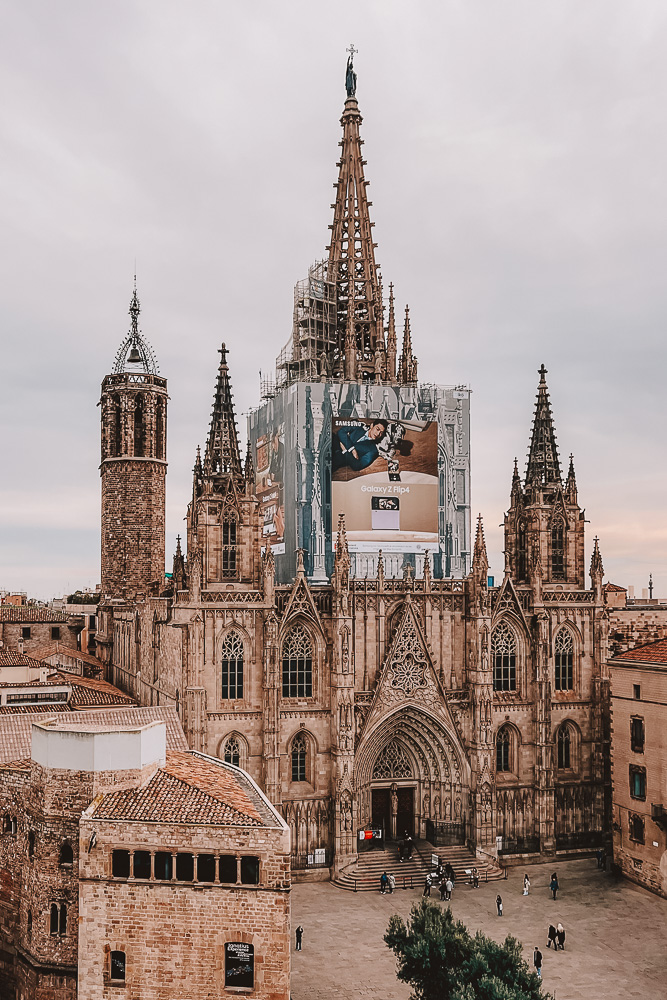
xmin=533 ymin=924 xmax=565 ymax=980
xmin=380 ymin=871 xmax=396 ymax=894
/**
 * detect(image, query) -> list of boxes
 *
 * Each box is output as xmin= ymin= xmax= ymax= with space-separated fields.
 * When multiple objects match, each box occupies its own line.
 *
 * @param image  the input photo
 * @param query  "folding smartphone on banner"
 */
xmin=371 ymin=496 xmax=400 ymax=530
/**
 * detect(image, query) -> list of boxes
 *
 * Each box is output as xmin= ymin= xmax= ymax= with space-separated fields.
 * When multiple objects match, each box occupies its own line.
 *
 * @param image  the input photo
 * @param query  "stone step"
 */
xmin=333 ymin=841 xmax=505 ymax=891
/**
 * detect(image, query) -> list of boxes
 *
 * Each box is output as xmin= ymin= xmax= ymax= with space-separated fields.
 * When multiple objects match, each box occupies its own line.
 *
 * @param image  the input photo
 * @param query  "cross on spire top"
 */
xmin=347 ymin=43 xmax=357 ymax=60
xmin=538 ymin=364 xmax=548 ymax=383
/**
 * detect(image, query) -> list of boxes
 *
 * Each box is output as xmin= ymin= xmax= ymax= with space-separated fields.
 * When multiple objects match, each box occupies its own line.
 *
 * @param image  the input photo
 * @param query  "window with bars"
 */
xmin=554 ymin=629 xmax=574 ymax=690
xmin=492 ymin=621 xmax=517 ymax=691
xmin=223 ymin=735 xmax=241 ymax=767
xmin=282 ymin=625 xmax=313 ymax=698
xmin=222 ymin=512 xmax=237 ymax=578
xmin=291 ymin=732 xmax=308 ymax=782
xmin=557 ymin=725 xmax=571 ymax=769
xmin=221 ymin=631 xmax=243 ymax=700
xmin=496 ymin=727 xmax=511 ymax=772
xmin=551 ymin=518 xmax=565 ymax=579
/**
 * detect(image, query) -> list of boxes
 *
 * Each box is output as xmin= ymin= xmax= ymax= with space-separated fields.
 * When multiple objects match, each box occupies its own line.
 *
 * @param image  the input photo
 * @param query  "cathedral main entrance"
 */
xmin=371 ymin=786 xmax=414 ymax=839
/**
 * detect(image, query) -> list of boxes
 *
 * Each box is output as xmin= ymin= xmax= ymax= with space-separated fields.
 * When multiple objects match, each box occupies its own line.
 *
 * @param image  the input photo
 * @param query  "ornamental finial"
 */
xmin=345 ymin=44 xmax=357 ymax=98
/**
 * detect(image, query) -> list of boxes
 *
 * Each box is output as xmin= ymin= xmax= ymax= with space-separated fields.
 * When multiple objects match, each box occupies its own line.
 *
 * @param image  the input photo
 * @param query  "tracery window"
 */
xmin=282 ymin=625 xmax=313 ymax=698
xmin=492 ymin=621 xmax=517 ymax=692
xmin=372 ymin=739 xmax=413 ymax=779
xmin=291 ymin=732 xmax=308 ymax=782
xmin=223 ymin=735 xmax=241 ymax=767
xmin=221 ymin=630 xmax=244 ymax=700
xmin=496 ymin=726 xmax=511 ymax=773
xmin=554 ymin=629 xmax=574 ymax=691
xmin=551 ymin=517 xmax=565 ymax=579
xmin=222 ymin=509 xmax=237 ymax=579
xmin=557 ymin=724 xmax=571 ymax=769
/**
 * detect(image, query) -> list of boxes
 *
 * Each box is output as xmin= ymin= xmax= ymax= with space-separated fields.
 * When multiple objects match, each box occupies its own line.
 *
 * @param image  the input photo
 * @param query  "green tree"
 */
xmin=385 ymin=900 xmax=551 ymax=1000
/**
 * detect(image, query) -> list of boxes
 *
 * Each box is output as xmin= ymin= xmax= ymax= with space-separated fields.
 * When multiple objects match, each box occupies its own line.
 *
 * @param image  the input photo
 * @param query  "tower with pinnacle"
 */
xmin=99 ymin=283 xmax=168 ymax=601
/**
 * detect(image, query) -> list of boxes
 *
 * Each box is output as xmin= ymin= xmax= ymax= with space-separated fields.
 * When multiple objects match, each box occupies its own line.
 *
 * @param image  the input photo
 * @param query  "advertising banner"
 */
xmin=254 ymin=421 xmax=286 ymax=551
xmin=224 ymin=942 xmax=254 ymax=989
xmin=332 ymin=417 xmax=438 ymax=549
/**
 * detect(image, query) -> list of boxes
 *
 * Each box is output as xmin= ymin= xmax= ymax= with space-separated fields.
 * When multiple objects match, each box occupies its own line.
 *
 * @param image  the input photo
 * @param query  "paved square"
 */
xmin=290 ymin=859 xmax=667 ymax=999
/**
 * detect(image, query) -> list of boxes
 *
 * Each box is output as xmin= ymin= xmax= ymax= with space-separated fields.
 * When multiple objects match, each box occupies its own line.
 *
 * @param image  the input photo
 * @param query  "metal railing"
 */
xmin=291 ymin=851 xmax=332 ymax=872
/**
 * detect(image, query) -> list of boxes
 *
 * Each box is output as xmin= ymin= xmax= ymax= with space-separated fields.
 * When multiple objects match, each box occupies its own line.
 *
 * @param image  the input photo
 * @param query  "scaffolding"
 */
xmin=262 ymin=261 xmax=337 ymax=398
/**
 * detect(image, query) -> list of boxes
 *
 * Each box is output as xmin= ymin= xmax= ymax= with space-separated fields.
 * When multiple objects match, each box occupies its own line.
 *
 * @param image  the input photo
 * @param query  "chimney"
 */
xmin=18 ymin=639 xmax=24 ymax=655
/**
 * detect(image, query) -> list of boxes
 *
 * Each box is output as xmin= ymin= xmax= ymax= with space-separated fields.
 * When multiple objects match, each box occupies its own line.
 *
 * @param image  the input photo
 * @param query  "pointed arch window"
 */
xmin=554 ymin=629 xmax=574 ymax=691
xmin=492 ymin=621 xmax=517 ymax=692
xmin=222 ymin=507 xmax=238 ymax=579
xmin=517 ymin=520 xmax=527 ymax=581
xmin=496 ymin=726 xmax=511 ymax=772
xmin=551 ymin=517 xmax=565 ymax=580
xmin=282 ymin=625 xmax=313 ymax=698
xmin=133 ymin=396 xmax=146 ymax=457
xmin=223 ymin=735 xmax=241 ymax=767
xmin=557 ymin=724 xmax=571 ymax=769
xmin=291 ymin=732 xmax=308 ymax=782
xmin=220 ymin=630 xmax=244 ymax=700
xmin=372 ymin=739 xmax=413 ymax=779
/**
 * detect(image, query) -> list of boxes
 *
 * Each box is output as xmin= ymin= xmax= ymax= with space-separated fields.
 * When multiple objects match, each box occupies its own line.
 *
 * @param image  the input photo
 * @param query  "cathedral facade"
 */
xmin=97 ymin=58 xmax=611 ymax=873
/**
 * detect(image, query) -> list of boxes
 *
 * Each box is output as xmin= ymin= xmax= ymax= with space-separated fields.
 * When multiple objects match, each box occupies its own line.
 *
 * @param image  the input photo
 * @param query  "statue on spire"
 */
xmin=345 ymin=45 xmax=357 ymax=97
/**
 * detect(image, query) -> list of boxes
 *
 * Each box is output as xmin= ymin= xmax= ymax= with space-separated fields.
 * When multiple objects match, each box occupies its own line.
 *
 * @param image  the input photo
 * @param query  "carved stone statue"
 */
xmin=345 ymin=56 xmax=357 ymax=98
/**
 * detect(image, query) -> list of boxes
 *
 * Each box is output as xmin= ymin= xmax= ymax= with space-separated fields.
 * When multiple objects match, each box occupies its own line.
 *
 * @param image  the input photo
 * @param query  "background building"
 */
xmin=609 ymin=639 xmax=667 ymax=897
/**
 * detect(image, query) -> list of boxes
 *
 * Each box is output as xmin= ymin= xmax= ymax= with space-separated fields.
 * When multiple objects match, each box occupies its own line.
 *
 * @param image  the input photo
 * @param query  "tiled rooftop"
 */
xmin=611 ymin=638 xmax=667 ymax=665
xmin=604 ymin=583 xmax=627 ymax=593
xmin=48 ymin=671 xmax=135 ymax=708
xmin=0 ymin=706 xmax=187 ymax=764
xmin=0 ymin=651 xmax=45 ymax=668
xmin=31 ymin=643 xmax=104 ymax=670
xmin=0 ymin=704 xmax=70 ymax=716
xmin=0 ymin=607 xmax=67 ymax=623
xmin=90 ymin=751 xmax=271 ymax=827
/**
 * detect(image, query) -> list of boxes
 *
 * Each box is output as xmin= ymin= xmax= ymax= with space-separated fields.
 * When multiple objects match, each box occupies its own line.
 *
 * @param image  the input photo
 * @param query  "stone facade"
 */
xmin=0 ymin=607 xmax=79 ymax=657
xmin=609 ymin=640 xmax=667 ymax=897
xmin=0 ymin=715 xmax=290 ymax=999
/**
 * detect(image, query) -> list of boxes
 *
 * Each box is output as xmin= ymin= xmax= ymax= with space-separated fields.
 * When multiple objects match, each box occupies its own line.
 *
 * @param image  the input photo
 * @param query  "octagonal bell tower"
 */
xmin=99 ymin=282 xmax=168 ymax=600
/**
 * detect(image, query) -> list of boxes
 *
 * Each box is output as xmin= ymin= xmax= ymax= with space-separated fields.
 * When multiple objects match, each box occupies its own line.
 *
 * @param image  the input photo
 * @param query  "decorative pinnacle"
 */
xmin=129 ymin=275 xmax=140 ymax=337
xmin=345 ymin=44 xmax=357 ymax=98
xmin=539 ymin=363 xmax=548 ymax=384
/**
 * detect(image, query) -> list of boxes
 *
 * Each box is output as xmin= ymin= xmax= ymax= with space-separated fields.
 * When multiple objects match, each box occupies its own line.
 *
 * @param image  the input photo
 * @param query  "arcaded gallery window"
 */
xmin=282 ymin=624 xmax=313 ymax=698
xmin=223 ymin=734 xmax=241 ymax=767
xmin=492 ymin=621 xmax=517 ymax=692
xmin=554 ymin=629 xmax=574 ymax=690
xmin=220 ymin=630 xmax=244 ymax=700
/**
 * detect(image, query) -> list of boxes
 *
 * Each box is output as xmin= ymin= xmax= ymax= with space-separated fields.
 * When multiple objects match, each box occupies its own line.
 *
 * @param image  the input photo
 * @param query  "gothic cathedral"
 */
xmin=97 ymin=59 xmax=609 ymax=873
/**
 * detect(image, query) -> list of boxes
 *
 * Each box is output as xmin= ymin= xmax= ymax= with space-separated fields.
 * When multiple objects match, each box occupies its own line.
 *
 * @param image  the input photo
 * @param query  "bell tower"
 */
xmin=99 ymin=282 xmax=168 ymax=600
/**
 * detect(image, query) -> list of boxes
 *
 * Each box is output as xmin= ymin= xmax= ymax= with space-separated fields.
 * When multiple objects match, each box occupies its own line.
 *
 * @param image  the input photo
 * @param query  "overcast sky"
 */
xmin=1 ymin=0 xmax=665 ymax=601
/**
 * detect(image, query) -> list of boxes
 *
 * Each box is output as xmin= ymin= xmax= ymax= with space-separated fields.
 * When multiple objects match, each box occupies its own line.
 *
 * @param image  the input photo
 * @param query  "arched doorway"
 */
xmin=355 ymin=706 xmax=469 ymax=843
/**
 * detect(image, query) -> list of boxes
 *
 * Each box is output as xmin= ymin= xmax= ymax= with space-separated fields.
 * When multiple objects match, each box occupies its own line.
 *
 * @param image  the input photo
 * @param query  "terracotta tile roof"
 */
xmin=47 ymin=672 xmax=134 ymax=708
xmin=0 ymin=607 xmax=67 ymax=623
xmin=611 ymin=638 xmax=667 ymax=665
xmin=0 ymin=707 xmax=187 ymax=763
xmin=0 ymin=652 xmax=44 ymax=668
xmin=0 ymin=758 xmax=30 ymax=770
xmin=0 ymin=704 xmax=70 ymax=716
xmin=603 ymin=583 xmax=627 ymax=593
xmin=30 ymin=643 xmax=104 ymax=670
xmin=91 ymin=751 xmax=264 ymax=826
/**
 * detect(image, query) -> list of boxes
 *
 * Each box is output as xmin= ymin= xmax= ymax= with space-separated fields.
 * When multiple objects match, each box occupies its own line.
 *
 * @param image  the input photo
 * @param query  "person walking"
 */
xmin=549 ymin=872 xmax=559 ymax=900
xmin=556 ymin=922 xmax=565 ymax=950
xmin=439 ymin=877 xmax=448 ymax=902
xmin=423 ymin=874 xmax=432 ymax=897
xmin=546 ymin=924 xmax=557 ymax=950
xmin=295 ymin=925 xmax=303 ymax=951
xmin=533 ymin=946 xmax=543 ymax=979
xmin=523 ymin=874 xmax=530 ymax=895
xmin=388 ymin=873 xmax=395 ymax=894
xmin=445 ymin=877 xmax=453 ymax=901
xmin=472 ymin=867 xmax=479 ymax=889
xmin=496 ymin=894 xmax=503 ymax=916
xmin=380 ymin=872 xmax=389 ymax=894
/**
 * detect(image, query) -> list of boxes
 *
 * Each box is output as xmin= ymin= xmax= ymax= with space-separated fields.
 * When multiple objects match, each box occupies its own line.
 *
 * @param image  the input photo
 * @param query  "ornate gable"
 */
xmin=281 ymin=557 xmax=324 ymax=635
xmin=491 ymin=575 xmax=528 ymax=630
xmin=360 ymin=597 xmax=460 ymax=740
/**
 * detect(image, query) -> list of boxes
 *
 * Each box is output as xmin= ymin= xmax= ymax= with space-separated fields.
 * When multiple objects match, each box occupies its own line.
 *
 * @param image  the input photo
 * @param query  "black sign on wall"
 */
xmin=225 ymin=942 xmax=254 ymax=989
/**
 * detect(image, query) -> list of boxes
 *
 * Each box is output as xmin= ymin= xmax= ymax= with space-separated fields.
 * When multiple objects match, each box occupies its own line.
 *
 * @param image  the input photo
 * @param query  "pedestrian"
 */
xmin=439 ymin=878 xmax=447 ymax=901
xmin=546 ymin=924 xmax=557 ymax=949
xmin=523 ymin=873 xmax=530 ymax=896
xmin=423 ymin=874 xmax=432 ymax=897
xmin=380 ymin=871 xmax=389 ymax=894
xmin=556 ymin=922 xmax=565 ymax=950
xmin=398 ymin=840 xmax=404 ymax=862
xmin=472 ymin=867 xmax=480 ymax=889
xmin=533 ymin=946 xmax=543 ymax=979
xmin=405 ymin=836 xmax=413 ymax=860
xmin=596 ymin=848 xmax=603 ymax=869
xmin=445 ymin=878 xmax=453 ymax=901
xmin=549 ymin=872 xmax=559 ymax=900
xmin=295 ymin=925 xmax=303 ymax=951
xmin=496 ymin=894 xmax=503 ymax=916
xmin=388 ymin=873 xmax=395 ymax=894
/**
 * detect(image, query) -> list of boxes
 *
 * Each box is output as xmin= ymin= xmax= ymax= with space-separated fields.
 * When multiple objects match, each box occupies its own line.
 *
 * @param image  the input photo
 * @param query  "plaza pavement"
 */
xmin=290 ymin=858 xmax=667 ymax=999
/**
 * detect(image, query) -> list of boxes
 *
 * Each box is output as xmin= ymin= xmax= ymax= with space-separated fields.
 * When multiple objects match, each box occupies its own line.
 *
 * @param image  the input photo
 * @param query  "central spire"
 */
xmin=326 ymin=50 xmax=383 ymax=381
xmin=203 ymin=343 xmax=243 ymax=482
